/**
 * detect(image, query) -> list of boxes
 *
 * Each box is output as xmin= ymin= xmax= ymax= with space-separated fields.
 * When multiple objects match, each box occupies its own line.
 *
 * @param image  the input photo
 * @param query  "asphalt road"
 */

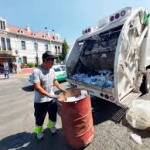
xmin=0 ymin=76 xmax=150 ymax=150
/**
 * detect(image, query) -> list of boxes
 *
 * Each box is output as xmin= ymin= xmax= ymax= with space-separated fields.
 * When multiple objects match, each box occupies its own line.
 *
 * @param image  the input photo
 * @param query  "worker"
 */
xmin=32 ymin=51 xmax=66 ymax=140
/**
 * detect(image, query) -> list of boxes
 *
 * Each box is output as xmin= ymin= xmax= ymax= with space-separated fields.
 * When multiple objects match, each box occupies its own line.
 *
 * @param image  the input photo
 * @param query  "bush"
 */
xmin=27 ymin=63 xmax=35 ymax=68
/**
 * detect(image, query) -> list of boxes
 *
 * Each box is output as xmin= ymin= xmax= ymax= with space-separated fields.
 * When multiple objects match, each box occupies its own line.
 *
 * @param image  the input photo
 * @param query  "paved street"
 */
xmin=0 ymin=75 xmax=71 ymax=150
xmin=0 ymin=76 xmax=150 ymax=150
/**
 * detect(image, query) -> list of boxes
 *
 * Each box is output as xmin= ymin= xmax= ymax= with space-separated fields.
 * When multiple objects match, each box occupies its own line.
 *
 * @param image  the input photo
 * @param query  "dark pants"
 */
xmin=34 ymin=100 xmax=58 ymax=126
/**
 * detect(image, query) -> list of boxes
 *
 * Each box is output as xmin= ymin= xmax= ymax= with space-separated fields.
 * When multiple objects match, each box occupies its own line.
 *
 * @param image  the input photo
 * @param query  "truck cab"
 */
xmin=66 ymin=7 xmax=150 ymax=107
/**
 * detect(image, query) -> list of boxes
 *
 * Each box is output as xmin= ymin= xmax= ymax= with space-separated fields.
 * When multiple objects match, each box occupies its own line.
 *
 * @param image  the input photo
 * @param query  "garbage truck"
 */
xmin=66 ymin=7 xmax=150 ymax=107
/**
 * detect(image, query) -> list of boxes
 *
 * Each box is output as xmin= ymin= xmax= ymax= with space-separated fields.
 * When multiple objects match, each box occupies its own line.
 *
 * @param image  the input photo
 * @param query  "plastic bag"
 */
xmin=126 ymin=99 xmax=150 ymax=130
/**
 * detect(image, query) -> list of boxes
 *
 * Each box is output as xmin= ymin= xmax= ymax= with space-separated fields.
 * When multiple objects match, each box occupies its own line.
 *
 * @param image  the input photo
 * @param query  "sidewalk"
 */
xmin=0 ymin=73 xmax=16 ymax=80
xmin=0 ymin=68 xmax=34 ymax=80
xmin=0 ymin=72 xmax=30 ymax=80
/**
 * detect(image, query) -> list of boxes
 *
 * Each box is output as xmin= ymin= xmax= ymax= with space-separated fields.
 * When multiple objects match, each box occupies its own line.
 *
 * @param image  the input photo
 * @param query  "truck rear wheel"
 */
xmin=145 ymin=69 xmax=150 ymax=93
xmin=140 ymin=69 xmax=150 ymax=94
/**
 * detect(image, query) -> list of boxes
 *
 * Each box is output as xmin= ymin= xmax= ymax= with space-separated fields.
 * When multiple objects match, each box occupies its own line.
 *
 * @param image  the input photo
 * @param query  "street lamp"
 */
xmin=44 ymin=27 xmax=55 ymax=34
xmin=34 ymin=40 xmax=39 ymax=66
xmin=31 ymin=31 xmax=39 ymax=66
xmin=44 ymin=27 xmax=55 ymax=51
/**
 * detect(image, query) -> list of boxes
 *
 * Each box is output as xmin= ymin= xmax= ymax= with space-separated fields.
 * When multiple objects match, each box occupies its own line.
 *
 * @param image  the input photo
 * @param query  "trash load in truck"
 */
xmin=71 ymin=25 xmax=123 ymax=89
xmin=71 ymin=70 xmax=114 ymax=88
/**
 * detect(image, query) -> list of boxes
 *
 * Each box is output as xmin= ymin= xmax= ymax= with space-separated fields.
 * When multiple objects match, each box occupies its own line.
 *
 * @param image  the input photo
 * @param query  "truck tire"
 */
xmin=140 ymin=69 xmax=150 ymax=94
xmin=145 ymin=69 xmax=150 ymax=93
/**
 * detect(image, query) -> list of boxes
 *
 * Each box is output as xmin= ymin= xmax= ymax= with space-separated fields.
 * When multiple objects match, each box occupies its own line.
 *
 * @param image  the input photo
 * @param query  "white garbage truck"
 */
xmin=66 ymin=7 xmax=150 ymax=107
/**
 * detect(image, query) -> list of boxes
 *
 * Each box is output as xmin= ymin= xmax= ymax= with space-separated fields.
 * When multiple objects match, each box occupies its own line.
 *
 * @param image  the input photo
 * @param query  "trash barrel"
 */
xmin=58 ymin=88 xmax=94 ymax=150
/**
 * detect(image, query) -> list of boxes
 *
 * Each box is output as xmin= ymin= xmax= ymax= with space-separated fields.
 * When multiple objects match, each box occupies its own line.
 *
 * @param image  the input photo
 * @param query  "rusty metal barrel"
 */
xmin=58 ymin=88 xmax=94 ymax=149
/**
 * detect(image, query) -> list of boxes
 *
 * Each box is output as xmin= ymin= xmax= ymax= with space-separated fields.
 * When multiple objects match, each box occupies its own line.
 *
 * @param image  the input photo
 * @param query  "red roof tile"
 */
xmin=7 ymin=25 xmax=63 ymax=43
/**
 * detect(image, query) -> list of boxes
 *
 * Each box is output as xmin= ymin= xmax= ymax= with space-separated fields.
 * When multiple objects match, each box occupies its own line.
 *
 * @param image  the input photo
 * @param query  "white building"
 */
xmin=0 ymin=17 xmax=63 ymax=72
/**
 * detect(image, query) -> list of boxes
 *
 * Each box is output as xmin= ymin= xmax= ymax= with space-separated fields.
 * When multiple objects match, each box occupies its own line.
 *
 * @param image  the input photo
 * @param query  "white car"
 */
xmin=52 ymin=65 xmax=67 ymax=82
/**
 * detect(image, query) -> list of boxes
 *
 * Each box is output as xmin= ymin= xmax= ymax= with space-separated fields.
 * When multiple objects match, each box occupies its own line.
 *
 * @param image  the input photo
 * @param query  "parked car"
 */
xmin=28 ymin=65 xmax=67 ymax=84
xmin=52 ymin=65 xmax=67 ymax=82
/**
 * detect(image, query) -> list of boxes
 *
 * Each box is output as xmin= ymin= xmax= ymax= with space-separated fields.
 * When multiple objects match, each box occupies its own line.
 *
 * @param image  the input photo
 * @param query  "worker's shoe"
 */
xmin=33 ymin=126 xmax=44 ymax=140
xmin=50 ymin=127 xmax=57 ymax=134
xmin=36 ymin=132 xmax=44 ymax=140
xmin=47 ymin=120 xmax=57 ymax=135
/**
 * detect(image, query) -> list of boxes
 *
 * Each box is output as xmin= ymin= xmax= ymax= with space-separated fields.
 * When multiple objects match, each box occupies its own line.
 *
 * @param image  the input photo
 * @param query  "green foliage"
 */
xmin=58 ymin=39 xmax=69 ymax=62
xmin=143 ymin=12 xmax=150 ymax=25
xmin=27 ymin=63 xmax=35 ymax=68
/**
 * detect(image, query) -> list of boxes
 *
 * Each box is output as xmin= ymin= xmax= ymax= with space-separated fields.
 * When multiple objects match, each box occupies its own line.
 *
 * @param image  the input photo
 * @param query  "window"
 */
xmin=45 ymin=44 xmax=48 ymax=51
xmin=18 ymin=57 xmax=22 ymax=63
xmin=60 ymin=65 xmax=66 ymax=71
xmin=58 ymin=46 xmax=60 ymax=53
xmin=23 ymin=56 xmax=27 ymax=64
xmin=21 ymin=41 xmax=26 ymax=50
xmin=55 ymin=46 xmax=58 ymax=54
xmin=34 ymin=42 xmax=38 ymax=50
xmin=0 ymin=20 xmax=6 ymax=30
xmin=54 ymin=67 xmax=61 ymax=72
xmin=1 ymin=37 xmax=6 ymax=50
xmin=6 ymin=38 xmax=11 ymax=50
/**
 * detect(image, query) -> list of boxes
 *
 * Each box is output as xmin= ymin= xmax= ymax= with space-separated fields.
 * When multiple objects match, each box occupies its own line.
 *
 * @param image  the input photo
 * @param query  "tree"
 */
xmin=58 ymin=39 xmax=69 ymax=63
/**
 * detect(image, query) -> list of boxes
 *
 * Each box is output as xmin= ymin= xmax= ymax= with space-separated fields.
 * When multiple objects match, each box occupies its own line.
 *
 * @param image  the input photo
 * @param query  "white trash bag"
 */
xmin=126 ymin=99 xmax=150 ymax=130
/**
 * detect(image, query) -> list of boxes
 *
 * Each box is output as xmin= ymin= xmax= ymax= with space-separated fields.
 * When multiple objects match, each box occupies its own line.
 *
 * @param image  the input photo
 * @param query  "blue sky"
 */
xmin=0 ymin=0 xmax=150 ymax=45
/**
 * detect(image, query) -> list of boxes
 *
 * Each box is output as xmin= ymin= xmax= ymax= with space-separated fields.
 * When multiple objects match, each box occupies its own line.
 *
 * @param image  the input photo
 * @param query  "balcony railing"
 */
xmin=0 ymin=50 xmax=13 ymax=55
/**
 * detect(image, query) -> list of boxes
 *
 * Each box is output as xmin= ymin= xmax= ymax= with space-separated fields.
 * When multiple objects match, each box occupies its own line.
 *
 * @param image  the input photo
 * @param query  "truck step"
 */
xmin=120 ymin=92 xmax=141 ymax=108
xmin=111 ymin=107 xmax=128 ymax=123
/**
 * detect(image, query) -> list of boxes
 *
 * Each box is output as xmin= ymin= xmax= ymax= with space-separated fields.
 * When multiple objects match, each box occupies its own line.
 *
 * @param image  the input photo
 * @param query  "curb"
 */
xmin=16 ymin=73 xmax=30 ymax=78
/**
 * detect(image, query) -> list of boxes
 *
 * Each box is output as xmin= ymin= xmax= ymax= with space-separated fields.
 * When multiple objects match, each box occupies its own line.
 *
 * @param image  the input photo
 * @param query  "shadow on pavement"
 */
xmin=122 ymin=117 xmax=150 ymax=139
xmin=91 ymin=97 xmax=121 ymax=125
xmin=0 ymin=129 xmax=74 ymax=150
xmin=22 ymin=85 xmax=34 ymax=92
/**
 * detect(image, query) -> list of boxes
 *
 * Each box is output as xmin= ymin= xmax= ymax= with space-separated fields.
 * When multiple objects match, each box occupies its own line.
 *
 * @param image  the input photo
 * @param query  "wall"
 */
xmin=2 ymin=33 xmax=63 ymax=65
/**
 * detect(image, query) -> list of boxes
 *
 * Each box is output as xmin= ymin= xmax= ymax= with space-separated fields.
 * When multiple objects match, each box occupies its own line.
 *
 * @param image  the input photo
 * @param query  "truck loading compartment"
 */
xmin=66 ymin=7 xmax=150 ymax=107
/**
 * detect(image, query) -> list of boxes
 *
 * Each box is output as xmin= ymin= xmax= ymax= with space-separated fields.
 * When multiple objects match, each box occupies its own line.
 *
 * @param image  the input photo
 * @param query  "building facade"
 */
xmin=0 ymin=17 xmax=63 ymax=72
